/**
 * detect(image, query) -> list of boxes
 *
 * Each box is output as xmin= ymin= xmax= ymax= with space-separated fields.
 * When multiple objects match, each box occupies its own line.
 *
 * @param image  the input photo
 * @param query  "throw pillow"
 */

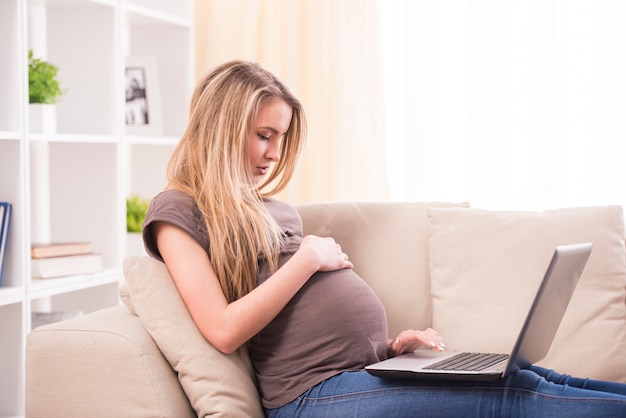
xmin=428 ymin=205 xmax=626 ymax=383
xmin=121 ymin=256 xmax=264 ymax=418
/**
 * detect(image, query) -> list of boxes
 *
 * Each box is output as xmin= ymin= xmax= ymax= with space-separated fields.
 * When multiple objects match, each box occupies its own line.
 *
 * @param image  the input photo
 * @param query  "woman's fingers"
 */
xmin=393 ymin=328 xmax=446 ymax=353
xmin=300 ymin=235 xmax=353 ymax=271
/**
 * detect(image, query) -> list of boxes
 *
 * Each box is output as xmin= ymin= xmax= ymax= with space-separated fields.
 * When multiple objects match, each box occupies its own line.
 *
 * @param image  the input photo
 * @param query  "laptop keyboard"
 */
xmin=423 ymin=352 xmax=509 ymax=371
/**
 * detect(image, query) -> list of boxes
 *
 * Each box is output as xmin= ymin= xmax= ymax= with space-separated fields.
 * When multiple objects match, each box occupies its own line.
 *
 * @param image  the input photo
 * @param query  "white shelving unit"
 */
xmin=0 ymin=1 xmax=193 ymax=416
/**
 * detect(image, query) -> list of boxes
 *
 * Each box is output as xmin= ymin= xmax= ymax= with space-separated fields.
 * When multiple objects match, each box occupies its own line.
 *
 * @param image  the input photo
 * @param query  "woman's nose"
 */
xmin=266 ymin=141 xmax=280 ymax=162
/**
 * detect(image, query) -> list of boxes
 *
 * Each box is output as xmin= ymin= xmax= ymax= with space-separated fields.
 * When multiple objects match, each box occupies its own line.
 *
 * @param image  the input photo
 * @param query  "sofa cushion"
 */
xmin=297 ymin=201 xmax=468 ymax=338
xmin=121 ymin=256 xmax=264 ymax=418
xmin=428 ymin=205 xmax=626 ymax=383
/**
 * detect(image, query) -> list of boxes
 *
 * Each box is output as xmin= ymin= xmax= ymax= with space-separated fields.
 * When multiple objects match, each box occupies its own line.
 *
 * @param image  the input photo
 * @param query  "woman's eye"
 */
xmin=258 ymin=133 xmax=270 ymax=141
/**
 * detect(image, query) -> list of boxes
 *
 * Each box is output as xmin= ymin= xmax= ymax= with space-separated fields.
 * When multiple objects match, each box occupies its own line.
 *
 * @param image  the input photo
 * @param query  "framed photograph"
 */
xmin=125 ymin=56 xmax=163 ymax=135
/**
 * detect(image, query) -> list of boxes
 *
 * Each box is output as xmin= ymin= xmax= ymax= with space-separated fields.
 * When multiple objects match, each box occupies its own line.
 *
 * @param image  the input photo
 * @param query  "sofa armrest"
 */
xmin=26 ymin=305 xmax=194 ymax=418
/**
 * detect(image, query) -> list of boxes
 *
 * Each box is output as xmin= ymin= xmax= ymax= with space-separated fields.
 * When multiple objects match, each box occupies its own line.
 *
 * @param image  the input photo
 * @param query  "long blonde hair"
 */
xmin=167 ymin=61 xmax=307 ymax=303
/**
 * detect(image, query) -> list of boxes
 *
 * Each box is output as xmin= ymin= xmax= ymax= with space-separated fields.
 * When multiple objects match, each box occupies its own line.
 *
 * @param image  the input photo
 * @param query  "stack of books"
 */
xmin=31 ymin=242 xmax=104 ymax=279
xmin=0 ymin=202 xmax=12 ymax=285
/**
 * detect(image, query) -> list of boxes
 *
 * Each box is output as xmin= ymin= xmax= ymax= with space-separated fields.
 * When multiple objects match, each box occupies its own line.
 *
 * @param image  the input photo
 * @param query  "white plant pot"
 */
xmin=29 ymin=103 xmax=57 ymax=134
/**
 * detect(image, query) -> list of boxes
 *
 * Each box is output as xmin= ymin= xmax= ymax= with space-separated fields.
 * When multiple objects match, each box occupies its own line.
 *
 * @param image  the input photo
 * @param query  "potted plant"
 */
xmin=126 ymin=195 xmax=150 ymax=233
xmin=126 ymin=195 xmax=151 ymax=256
xmin=28 ymin=50 xmax=66 ymax=104
xmin=28 ymin=50 xmax=66 ymax=132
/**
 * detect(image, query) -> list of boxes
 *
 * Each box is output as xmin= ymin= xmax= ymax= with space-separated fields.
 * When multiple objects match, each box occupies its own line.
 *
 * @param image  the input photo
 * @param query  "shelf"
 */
xmin=43 ymin=0 xmax=115 ymax=7
xmin=126 ymin=3 xmax=192 ymax=27
xmin=1 ymin=0 xmax=193 ymax=414
xmin=126 ymin=0 xmax=192 ymax=24
xmin=0 ymin=0 xmax=23 ymax=134
xmin=0 ymin=132 xmax=21 ymax=141
xmin=0 ymin=286 xmax=24 ymax=307
xmin=125 ymin=134 xmax=180 ymax=145
xmin=126 ymin=23 xmax=192 ymax=137
xmin=29 ymin=268 xmax=121 ymax=299
xmin=41 ymin=1 xmax=117 ymax=136
xmin=28 ymin=132 xmax=119 ymax=143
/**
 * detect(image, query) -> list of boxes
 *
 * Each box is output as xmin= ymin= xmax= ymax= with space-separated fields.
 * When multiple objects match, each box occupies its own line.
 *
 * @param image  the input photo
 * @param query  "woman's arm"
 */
xmin=154 ymin=221 xmax=352 ymax=354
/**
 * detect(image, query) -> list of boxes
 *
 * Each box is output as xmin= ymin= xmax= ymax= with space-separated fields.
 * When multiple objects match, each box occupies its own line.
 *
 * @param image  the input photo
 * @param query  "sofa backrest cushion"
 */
xmin=428 ymin=205 xmax=626 ymax=383
xmin=297 ymin=201 xmax=468 ymax=338
xmin=121 ymin=256 xmax=264 ymax=418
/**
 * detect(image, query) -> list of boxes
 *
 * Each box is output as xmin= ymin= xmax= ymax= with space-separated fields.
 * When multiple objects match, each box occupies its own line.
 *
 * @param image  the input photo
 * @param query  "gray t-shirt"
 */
xmin=143 ymin=189 xmax=389 ymax=408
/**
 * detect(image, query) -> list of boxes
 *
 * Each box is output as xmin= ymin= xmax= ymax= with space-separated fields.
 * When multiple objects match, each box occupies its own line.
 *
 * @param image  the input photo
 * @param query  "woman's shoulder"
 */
xmin=264 ymin=197 xmax=302 ymax=236
xmin=143 ymin=188 xmax=208 ymax=257
xmin=146 ymin=188 xmax=202 ymax=227
xmin=151 ymin=188 xmax=195 ymax=207
xmin=264 ymin=197 xmax=299 ymax=218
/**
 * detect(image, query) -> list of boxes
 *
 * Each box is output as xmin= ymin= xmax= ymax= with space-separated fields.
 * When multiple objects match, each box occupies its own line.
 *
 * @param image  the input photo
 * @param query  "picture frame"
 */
xmin=125 ymin=56 xmax=163 ymax=136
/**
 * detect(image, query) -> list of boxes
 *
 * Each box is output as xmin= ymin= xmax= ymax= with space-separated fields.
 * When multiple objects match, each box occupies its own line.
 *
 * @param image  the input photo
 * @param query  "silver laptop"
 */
xmin=366 ymin=242 xmax=592 ymax=382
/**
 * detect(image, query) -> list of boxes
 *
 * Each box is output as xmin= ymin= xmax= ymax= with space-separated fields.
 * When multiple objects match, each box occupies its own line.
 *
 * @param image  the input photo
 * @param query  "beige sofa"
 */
xmin=26 ymin=202 xmax=626 ymax=417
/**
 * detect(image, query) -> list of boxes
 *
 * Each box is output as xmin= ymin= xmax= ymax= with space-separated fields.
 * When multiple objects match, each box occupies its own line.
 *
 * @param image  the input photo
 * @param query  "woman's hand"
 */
xmin=299 ymin=235 xmax=353 ymax=272
xmin=388 ymin=328 xmax=446 ymax=357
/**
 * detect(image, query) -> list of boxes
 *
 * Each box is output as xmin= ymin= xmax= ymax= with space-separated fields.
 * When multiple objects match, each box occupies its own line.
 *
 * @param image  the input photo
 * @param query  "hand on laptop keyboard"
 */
xmin=389 ymin=328 xmax=446 ymax=357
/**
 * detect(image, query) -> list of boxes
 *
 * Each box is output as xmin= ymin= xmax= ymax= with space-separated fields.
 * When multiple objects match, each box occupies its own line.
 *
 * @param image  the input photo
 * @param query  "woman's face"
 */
xmin=247 ymin=99 xmax=292 ymax=183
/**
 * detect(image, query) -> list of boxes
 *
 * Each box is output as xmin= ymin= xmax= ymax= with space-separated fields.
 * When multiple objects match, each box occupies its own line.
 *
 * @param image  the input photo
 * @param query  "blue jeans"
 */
xmin=265 ymin=366 xmax=626 ymax=417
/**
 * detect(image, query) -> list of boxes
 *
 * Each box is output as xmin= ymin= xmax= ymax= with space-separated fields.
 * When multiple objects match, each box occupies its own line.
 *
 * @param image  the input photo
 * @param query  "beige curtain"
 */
xmin=194 ymin=0 xmax=387 ymax=204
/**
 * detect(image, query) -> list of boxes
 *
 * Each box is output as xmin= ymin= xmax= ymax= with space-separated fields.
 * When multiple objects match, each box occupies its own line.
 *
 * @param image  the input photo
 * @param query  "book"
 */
xmin=31 ymin=242 xmax=92 ymax=259
xmin=0 ymin=202 xmax=12 ymax=286
xmin=31 ymin=253 xmax=104 ymax=279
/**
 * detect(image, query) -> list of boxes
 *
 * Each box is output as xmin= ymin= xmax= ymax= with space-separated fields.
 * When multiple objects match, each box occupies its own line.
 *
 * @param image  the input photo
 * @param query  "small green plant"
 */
xmin=28 ymin=50 xmax=66 ymax=104
xmin=126 ymin=195 xmax=151 ymax=233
